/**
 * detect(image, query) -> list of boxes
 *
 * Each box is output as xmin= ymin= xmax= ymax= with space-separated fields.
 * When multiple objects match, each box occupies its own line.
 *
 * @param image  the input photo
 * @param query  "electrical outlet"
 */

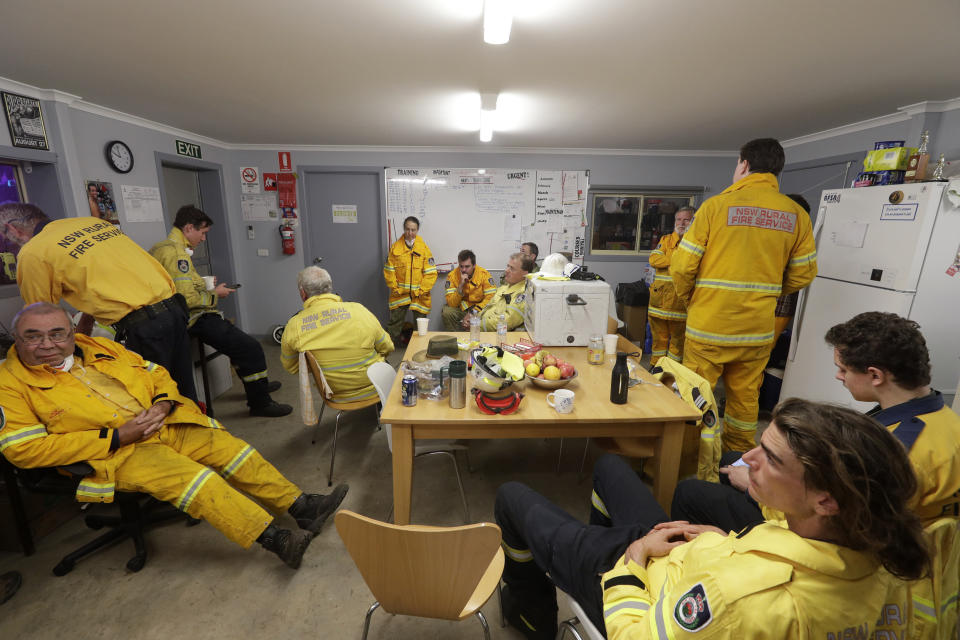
xmin=257 ymin=249 xmax=269 ymax=257
xmin=247 ymin=225 xmax=255 ymax=240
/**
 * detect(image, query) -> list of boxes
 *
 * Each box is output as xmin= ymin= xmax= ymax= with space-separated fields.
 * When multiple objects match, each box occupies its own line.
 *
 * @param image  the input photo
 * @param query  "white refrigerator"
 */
xmin=781 ymin=180 xmax=960 ymax=410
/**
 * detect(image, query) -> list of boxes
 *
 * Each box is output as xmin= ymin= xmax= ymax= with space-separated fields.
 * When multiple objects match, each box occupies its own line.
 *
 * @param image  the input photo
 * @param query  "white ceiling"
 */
xmin=1 ymin=0 xmax=958 ymax=150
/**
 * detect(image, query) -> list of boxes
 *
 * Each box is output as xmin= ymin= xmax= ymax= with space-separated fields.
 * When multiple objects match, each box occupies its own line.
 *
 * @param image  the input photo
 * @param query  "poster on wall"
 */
xmin=85 ymin=180 xmax=119 ymax=224
xmin=2 ymin=92 xmax=49 ymax=150
xmin=240 ymin=166 xmax=260 ymax=194
xmin=332 ymin=204 xmax=357 ymax=224
xmin=277 ymin=173 xmax=297 ymax=208
xmin=120 ymin=185 xmax=164 ymax=223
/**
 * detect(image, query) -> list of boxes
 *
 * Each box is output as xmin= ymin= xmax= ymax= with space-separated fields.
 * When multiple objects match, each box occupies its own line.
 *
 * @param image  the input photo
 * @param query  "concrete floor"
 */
xmin=0 ymin=339 xmax=654 ymax=640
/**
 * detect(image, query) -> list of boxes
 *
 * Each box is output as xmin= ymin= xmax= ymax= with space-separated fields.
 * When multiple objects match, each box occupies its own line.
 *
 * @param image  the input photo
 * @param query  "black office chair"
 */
xmin=6 ymin=459 xmax=196 ymax=575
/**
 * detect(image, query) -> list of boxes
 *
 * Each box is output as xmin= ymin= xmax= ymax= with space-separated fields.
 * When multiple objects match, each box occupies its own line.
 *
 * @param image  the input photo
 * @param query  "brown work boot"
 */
xmin=258 ymin=525 xmax=313 ymax=569
xmin=288 ymin=484 xmax=349 ymax=534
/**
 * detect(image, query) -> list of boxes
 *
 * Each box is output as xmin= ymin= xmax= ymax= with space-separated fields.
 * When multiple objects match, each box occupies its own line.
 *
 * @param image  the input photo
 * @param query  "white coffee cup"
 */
xmin=416 ymin=317 xmax=429 ymax=336
xmin=546 ymin=388 xmax=575 ymax=414
xmin=202 ymin=275 xmax=216 ymax=291
xmin=603 ymin=334 xmax=619 ymax=356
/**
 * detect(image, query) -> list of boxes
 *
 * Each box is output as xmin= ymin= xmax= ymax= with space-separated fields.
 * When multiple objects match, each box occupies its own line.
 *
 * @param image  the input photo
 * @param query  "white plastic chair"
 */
xmin=556 ymin=591 xmax=605 ymax=640
xmin=367 ymin=361 xmax=470 ymax=522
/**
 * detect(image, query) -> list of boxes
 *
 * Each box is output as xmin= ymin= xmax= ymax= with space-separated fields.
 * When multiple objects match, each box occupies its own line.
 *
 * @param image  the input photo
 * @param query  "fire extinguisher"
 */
xmin=279 ymin=223 xmax=295 ymax=255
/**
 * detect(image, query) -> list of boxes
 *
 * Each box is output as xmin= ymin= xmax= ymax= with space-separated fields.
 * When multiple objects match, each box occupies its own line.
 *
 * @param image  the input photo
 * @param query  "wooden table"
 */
xmin=380 ymin=332 xmax=700 ymax=525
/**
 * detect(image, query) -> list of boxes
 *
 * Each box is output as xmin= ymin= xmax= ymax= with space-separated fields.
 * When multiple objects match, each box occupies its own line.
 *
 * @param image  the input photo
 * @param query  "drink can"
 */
xmin=401 ymin=375 xmax=418 ymax=406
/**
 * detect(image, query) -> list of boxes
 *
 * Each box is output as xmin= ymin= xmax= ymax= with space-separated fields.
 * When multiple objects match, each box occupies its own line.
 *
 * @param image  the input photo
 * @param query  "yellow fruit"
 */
xmin=543 ymin=365 xmax=561 ymax=381
xmin=525 ymin=362 xmax=540 ymax=377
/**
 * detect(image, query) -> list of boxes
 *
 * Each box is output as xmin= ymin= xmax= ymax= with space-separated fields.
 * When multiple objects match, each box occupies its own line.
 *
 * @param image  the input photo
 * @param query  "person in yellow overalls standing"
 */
xmin=671 ymin=138 xmax=817 ymax=452
xmin=383 ymin=216 xmax=437 ymax=343
xmin=647 ymin=205 xmax=694 ymax=366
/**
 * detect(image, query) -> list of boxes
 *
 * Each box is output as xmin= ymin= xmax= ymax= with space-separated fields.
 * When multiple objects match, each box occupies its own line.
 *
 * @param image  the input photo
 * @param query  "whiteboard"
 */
xmin=384 ymin=167 xmax=589 ymax=271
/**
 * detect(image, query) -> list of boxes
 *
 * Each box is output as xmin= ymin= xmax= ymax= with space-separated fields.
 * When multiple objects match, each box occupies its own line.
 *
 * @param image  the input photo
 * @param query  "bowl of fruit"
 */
xmin=521 ymin=350 xmax=578 ymax=389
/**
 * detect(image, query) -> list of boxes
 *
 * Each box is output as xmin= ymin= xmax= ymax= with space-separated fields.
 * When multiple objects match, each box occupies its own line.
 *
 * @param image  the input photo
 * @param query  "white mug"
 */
xmin=416 ymin=317 xmax=429 ymax=336
xmin=202 ymin=275 xmax=216 ymax=291
xmin=546 ymin=388 xmax=575 ymax=414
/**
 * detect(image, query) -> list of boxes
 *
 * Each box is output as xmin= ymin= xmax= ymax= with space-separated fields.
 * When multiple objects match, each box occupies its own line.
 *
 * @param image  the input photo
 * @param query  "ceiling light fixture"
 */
xmin=483 ymin=0 xmax=512 ymax=45
xmin=479 ymin=92 xmax=498 ymax=143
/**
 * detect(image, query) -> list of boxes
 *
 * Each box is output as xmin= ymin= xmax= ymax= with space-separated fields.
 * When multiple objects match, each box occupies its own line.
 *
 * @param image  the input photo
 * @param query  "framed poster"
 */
xmin=2 ymin=91 xmax=49 ymax=150
xmin=85 ymin=180 xmax=119 ymax=224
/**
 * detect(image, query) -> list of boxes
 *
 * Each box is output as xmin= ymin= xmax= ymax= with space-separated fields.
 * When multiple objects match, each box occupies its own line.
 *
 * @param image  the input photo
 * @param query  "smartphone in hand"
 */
xmin=227 ymin=284 xmax=242 ymax=289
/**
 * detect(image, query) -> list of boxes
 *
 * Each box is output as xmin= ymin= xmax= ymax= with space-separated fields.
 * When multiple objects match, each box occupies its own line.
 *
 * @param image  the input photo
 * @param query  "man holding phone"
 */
xmin=151 ymin=206 xmax=291 ymax=417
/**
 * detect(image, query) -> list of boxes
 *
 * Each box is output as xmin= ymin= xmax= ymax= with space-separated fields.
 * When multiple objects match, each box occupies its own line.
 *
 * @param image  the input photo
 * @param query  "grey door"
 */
xmin=302 ymin=171 xmax=387 ymax=322
xmin=160 ymin=164 xmax=239 ymax=323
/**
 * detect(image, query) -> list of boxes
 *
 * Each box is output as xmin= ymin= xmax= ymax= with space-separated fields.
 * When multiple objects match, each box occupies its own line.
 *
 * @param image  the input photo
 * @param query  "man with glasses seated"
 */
xmin=0 ymin=302 xmax=348 ymax=569
xmin=480 ymin=253 xmax=534 ymax=331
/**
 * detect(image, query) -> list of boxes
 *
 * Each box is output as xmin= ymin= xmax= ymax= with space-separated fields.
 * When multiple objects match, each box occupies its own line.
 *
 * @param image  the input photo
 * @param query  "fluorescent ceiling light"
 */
xmin=483 ymin=0 xmax=512 ymax=44
xmin=479 ymin=92 xmax=498 ymax=143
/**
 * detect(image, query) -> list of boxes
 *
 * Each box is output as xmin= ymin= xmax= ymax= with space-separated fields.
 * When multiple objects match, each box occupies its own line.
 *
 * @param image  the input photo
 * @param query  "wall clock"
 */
xmin=105 ymin=140 xmax=134 ymax=174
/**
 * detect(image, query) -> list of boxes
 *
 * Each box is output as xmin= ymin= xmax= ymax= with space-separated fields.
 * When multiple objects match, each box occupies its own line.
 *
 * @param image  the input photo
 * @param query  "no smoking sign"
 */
xmin=240 ymin=166 xmax=261 ymax=194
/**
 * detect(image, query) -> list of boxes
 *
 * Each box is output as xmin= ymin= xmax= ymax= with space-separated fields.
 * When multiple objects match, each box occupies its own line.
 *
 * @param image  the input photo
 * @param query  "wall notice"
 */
xmin=332 ymin=204 xmax=357 ymax=224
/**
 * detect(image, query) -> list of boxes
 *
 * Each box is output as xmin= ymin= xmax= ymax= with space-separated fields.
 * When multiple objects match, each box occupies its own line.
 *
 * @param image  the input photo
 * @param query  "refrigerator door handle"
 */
xmin=788 ymin=208 xmax=828 ymax=363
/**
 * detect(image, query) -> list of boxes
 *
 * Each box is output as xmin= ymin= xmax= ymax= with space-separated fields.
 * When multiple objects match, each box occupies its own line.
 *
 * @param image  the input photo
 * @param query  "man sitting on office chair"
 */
xmin=0 ymin=302 xmax=348 ymax=569
xmin=280 ymin=266 xmax=393 ymax=403
xmin=480 ymin=253 xmax=533 ymax=331
xmin=150 ymin=205 xmax=291 ymax=417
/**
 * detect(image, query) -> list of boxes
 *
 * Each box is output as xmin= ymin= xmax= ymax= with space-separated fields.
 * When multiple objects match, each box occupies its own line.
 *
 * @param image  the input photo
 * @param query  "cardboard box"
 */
xmin=617 ymin=303 xmax=648 ymax=342
xmin=863 ymin=147 xmax=915 ymax=172
xmin=853 ymin=170 xmax=906 ymax=187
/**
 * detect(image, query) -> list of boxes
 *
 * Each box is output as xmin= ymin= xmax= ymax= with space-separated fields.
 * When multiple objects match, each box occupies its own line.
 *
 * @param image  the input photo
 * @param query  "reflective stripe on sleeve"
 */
xmin=789 ymin=251 xmax=817 ymax=267
xmin=648 ymin=307 xmax=687 ymax=321
xmin=145 ymin=361 xmax=158 ymax=372
xmin=913 ymin=595 xmax=937 ymax=623
xmin=76 ymin=480 xmax=115 ymax=501
xmin=653 ymin=274 xmax=672 ymax=282
xmin=176 ymin=468 xmax=214 ymax=511
xmin=605 ymin=600 xmax=651 ymax=619
xmin=0 ymin=425 xmax=48 ymax=451
xmin=678 ymin=239 xmax=704 ymax=257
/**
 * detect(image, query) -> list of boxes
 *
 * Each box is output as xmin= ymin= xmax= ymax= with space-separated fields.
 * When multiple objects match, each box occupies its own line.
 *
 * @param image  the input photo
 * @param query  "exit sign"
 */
xmin=175 ymin=139 xmax=201 ymax=159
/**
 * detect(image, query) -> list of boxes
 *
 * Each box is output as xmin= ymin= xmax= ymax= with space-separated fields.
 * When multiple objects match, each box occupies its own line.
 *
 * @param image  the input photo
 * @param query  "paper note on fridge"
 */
xmin=831 ymin=221 xmax=869 ymax=248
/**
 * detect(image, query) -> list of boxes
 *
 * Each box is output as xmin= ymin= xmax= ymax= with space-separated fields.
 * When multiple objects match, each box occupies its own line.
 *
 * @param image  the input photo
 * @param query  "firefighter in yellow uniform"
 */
xmin=495 ymin=400 xmax=926 ymax=640
xmin=281 ymin=266 xmax=393 ymax=403
xmin=442 ymin=249 xmax=496 ymax=330
xmin=671 ymin=139 xmax=816 ymax=452
xmin=647 ymin=206 xmax=694 ymax=366
xmin=7 ymin=204 xmax=197 ymax=401
xmin=0 ymin=303 xmax=349 ymax=569
xmin=383 ymin=216 xmax=437 ymax=341
xmin=479 ymin=253 xmax=532 ymax=331
xmin=150 ymin=206 xmax=290 ymax=417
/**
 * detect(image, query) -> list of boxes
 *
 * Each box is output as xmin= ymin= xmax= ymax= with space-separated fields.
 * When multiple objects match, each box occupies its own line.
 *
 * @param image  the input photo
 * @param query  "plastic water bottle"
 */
xmin=496 ymin=313 xmax=507 ymax=346
xmin=469 ymin=309 xmax=481 ymax=344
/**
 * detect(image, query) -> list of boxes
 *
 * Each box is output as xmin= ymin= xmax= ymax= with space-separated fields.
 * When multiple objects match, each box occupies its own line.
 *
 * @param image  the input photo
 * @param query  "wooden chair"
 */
xmin=367 ymin=361 xmax=470 ymax=523
xmin=335 ymin=510 xmax=504 ymax=640
xmin=304 ymin=351 xmax=381 ymax=486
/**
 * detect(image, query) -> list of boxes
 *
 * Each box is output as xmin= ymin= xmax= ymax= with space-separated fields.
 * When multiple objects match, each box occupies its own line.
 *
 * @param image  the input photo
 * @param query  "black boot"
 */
xmin=501 ymin=583 xmax=558 ymax=640
xmin=257 ymin=524 xmax=313 ymax=569
xmin=288 ymin=484 xmax=349 ymax=534
xmin=249 ymin=401 xmax=293 ymax=417
xmin=267 ymin=380 xmax=282 ymax=393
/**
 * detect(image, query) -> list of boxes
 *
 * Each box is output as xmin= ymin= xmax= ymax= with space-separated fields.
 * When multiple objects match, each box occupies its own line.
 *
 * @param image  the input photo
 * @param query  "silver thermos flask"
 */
xmin=449 ymin=360 xmax=467 ymax=409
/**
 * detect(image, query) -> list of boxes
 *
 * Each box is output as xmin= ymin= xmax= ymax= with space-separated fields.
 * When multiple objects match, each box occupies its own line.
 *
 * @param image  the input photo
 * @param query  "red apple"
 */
xmin=543 ymin=355 xmax=558 ymax=367
xmin=559 ymin=363 xmax=575 ymax=379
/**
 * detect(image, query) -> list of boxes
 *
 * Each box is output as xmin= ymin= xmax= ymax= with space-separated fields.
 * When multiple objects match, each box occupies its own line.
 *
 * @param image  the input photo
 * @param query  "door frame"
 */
xmin=154 ymin=152 xmax=241 ymax=325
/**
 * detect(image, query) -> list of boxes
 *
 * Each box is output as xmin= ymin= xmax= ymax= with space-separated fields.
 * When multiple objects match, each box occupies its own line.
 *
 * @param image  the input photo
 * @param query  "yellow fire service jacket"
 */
xmin=602 ymin=522 xmax=908 ymax=639
xmin=16 ymin=217 xmax=176 ymax=325
xmin=670 ymin=174 xmax=816 ymax=347
xmin=650 ymin=358 xmax=721 ymax=482
xmin=280 ymin=293 xmax=394 ymax=403
xmin=479 ymin=280 xmax=527 ymax=331
xmin=0 ymin=335 xmax=220 ymax=503
xmin=648 ymin=232 xmax=687 ymax=321
xmin=383 ymin=236 xmax=437 ymax=314
xmin=445 ymin=265 xmax=496 ymax=312
xmin=149 ymin=227 xmax=218 ymax=326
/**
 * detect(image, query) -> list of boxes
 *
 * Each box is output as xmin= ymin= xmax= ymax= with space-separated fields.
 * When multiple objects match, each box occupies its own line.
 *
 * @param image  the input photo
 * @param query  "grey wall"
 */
xmin=2 ymin=88 xmax=957 ymax=337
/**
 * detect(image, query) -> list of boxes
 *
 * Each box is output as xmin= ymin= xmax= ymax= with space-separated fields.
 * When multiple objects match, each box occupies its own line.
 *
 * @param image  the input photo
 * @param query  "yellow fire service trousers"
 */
xmin=682 ymin=339 xmax=771 ymax=453
xmin=648 ymin=317 xmax=685 ymax=367
xmin=114 ymin=424 xmax=301 ymax=548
